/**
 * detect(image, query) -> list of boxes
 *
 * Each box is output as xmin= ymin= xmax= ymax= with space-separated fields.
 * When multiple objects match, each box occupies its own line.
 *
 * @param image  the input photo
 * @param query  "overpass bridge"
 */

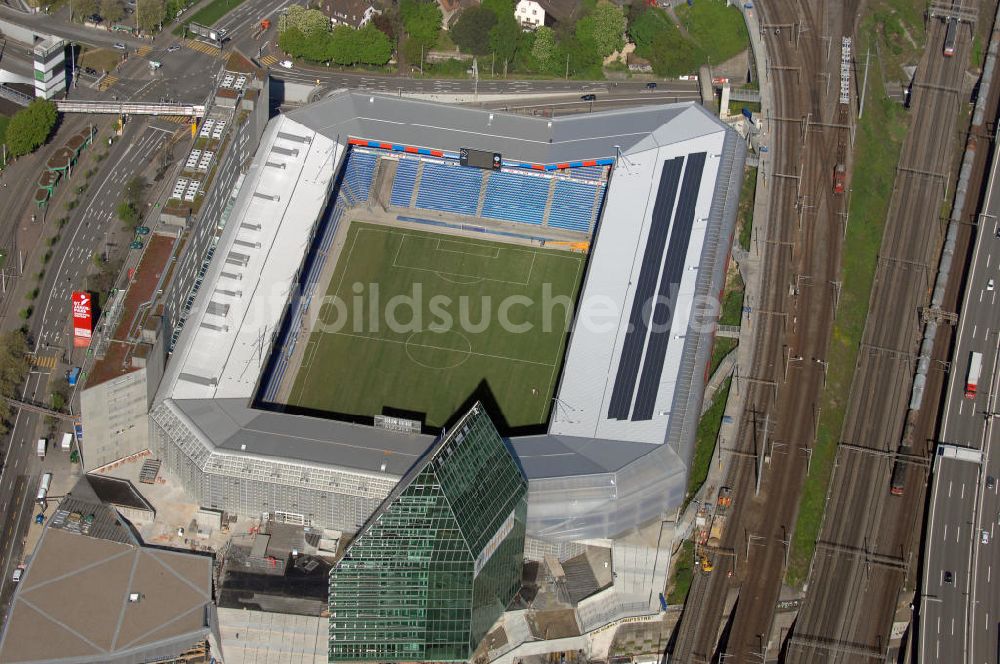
xmin=55 ymin=100 xmax=206 ymax=117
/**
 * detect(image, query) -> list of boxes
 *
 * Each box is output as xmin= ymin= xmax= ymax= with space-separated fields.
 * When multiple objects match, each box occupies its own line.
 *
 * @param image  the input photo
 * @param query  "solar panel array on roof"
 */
xmin=632 ymin=152 xmax=706 ymax=420
xmin=606 ymin=156 xmax=684 ymax=420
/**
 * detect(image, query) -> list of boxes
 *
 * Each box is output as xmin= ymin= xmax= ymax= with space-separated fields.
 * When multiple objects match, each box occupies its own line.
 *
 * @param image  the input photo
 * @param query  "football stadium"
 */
xmin=149 ymin=90 xmax=745 ymax=631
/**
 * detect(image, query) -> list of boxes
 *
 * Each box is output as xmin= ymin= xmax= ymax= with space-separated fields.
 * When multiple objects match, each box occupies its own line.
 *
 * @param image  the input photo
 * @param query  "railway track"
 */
xmin=785 ymin=12 xmax=981 ymax=663
xmin=668 ymin=1 xmax=854 ymax=661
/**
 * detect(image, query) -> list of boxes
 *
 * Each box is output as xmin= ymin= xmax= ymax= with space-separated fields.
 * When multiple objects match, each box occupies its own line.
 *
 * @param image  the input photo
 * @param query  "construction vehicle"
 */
xmin=707 ymin=487 xmax=732 ymax=548
xmin=253 ymin=18 xmax=271 ymax=39
xmin=833 ymin=163 xmax=846 ymax=194
xmin=699 ymin=555 xmax=714 ymax=573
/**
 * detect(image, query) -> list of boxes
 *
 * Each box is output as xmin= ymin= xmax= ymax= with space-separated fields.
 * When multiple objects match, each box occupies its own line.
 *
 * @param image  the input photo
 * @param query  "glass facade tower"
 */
xmin=329 ymin=403 xmax=527 ymax=662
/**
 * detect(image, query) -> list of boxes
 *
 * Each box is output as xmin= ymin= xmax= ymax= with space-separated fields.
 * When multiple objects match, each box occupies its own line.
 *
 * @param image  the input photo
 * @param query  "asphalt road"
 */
xmin=0 ymin=117 xmax=168 ymax=620
xmin=920 ymin=83 xmax=1000 ymax=664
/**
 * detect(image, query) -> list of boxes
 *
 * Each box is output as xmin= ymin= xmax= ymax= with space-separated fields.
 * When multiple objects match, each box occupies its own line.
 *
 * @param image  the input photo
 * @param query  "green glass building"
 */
xmin=329 ymin=403 xmax=528 ymax=662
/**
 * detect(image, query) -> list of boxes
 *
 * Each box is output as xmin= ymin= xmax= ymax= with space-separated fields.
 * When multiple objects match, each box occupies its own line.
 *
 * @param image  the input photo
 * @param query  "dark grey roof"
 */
xmin=84 ymin=474 xmax=155 ymax=513
xmin=510 ymin=434 xmax=656 ymax=478
xmin=173 ymin=398 xmax=435 ymax=476
xmin=286 ymin=91 xmax=718 ymax=165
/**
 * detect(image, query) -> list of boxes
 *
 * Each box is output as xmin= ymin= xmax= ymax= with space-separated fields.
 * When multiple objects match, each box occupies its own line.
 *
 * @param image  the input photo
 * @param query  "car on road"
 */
xmin=279 ymin=60 xmax=293 ymax=69
xmin=83 ymin=66 xmax=98 ymax=76
xmin=988 ymin=475 xmax=995 ymax=490
xmin=113 ymin=42 xmax=127 ymax=50
xmin=11 ymin=567 xmax=23 ymax=583
xmin=130 ymin=240 xmax=144 ymax=250
xmin=944 ymin=570 xmax=954 ymax=584
xmin=167 ymin=44 xmax=180 ymax=52
xmin=135 ymin=226 xmax=150 ymax=235
xmin=989 ymin=279 xmax=996 ymax=292
xmin=646 ymin=82 xmax=657 ymax=89
xmin=581 ymin=93 xmax=597 ymax=101
xmin=983 ymin=530 xmax=990 ymax=544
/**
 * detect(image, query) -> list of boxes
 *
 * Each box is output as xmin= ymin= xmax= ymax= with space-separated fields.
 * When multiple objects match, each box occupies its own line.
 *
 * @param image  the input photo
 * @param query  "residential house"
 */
xmin=514 ymin=0 xmax=581 ymax=28
xmin=321 ymin=0 xmax=381 ymax=29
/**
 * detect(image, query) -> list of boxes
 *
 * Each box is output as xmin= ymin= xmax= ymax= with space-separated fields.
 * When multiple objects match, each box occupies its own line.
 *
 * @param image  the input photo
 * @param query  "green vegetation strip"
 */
xmin=175 ymin=0 xmax=249 ymax=34
xmin=785 ymin=20 xmax=909 ymax=587
xmin=738 ymin=167 xmax=757 ymax=252
xmin=667 ymin=539 xmax=696 ymax=605
xmin=686 ymin=376 xmax=731 ymax=505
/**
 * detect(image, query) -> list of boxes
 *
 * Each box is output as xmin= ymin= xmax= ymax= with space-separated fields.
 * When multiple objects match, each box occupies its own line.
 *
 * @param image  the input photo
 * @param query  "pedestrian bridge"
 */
xmin=55 ymin=100 xmax=206 ymax=117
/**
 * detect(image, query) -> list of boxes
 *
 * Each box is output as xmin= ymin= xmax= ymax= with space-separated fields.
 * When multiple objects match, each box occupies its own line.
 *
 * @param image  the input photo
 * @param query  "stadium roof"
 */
xmin=158 ymin=95 xmax=745 ymax=538
xmin=286 ymin=90 xmax=708 ymax=166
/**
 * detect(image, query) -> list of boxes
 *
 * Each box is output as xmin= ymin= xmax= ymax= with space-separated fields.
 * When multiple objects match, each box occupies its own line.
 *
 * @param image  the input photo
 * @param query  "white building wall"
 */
xmin=515 ymin=0 xmax=545 ymax=27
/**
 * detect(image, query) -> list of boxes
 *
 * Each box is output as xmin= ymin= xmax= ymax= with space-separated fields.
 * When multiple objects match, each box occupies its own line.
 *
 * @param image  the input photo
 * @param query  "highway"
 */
xmin=787 ymin=14 xmax=975 ymax=663
xmin=920 ymin=64 xmax=1000 ymax=663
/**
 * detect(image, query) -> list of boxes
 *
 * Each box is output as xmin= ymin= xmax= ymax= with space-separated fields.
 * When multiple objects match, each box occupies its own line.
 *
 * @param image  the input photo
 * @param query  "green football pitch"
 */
xmin=286 ymin=222 xmax=586 ymax=429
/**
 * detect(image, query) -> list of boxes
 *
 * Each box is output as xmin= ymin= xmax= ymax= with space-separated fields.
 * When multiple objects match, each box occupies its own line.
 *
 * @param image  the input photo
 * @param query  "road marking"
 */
xmin=974 ymin=325 xmax=978 ymax=338
xmin=952 ymin=618 xmax=956 ymax=635
xmin=962 ymin=483 xmax=966 ymax=499
xmin=949 ymin=481 xmax=953 ymax=497
xmin=957 ymin=525 xmax=961 ymax=542
xmin=938 ymin=616 xmax=941 ymax=632
xmin=945 ymin=524 xmax=949 ymax=540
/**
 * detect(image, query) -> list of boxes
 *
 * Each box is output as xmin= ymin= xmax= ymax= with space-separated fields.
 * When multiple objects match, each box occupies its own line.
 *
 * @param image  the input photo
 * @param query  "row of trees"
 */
xmin=116 ymin=175 xmax=147 ymax=228
xmin=278 ymin=5 xmax=392 ymax=66
xmin=5 ymin=100 xmax=58 ymax=160
xmin=447 ymin=0 xmax=624 ymax=78
xmin=52 ymin=0 xmax=170 ymax=33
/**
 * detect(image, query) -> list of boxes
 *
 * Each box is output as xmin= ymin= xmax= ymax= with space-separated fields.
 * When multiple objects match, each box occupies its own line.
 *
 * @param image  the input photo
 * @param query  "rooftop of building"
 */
xmin=85 ymin=473 xmax=156 ymax=513
xmin=0 ymin=480 xmax=213 ymax=664
xmin=87 ymin=233 xmax=178 ymax=388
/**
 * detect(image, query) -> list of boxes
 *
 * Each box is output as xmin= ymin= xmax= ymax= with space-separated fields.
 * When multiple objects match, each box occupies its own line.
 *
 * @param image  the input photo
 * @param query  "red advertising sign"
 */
xmin=71 ymin=291 xmax=92 ymax=348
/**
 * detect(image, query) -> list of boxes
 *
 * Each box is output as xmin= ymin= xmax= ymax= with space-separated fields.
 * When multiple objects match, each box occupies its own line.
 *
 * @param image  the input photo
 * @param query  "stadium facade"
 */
xmin=148 ymin=90 xmax=745 ymax=635
xmin=329 ymin=403 xmax=527 ymax=661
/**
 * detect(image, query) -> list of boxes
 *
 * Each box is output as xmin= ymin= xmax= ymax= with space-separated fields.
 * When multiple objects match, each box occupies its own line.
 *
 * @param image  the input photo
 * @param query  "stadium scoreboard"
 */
xmin=460 ymin=148 xmax=502 ymax=170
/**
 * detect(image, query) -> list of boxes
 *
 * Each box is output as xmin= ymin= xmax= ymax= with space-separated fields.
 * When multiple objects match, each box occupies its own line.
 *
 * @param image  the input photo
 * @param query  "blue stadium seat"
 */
xmin=390 ymin=158 xmax=418 ymax=208
xmin=482 ymin=171 xmax=548 ymax=225
xmin=565 ymin=165 xmax=606 ymax=181
xmin=548 ymin=180 xmax=599 ymax=233
xmin=341 ymin=150 xmax=377 ymax=204
xmin=415 ymin=162 xmax=481 ymax=216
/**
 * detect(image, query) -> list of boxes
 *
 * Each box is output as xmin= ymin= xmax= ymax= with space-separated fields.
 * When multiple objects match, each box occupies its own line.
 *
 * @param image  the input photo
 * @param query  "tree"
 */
xmin=578 ymin=2 xmax=624 ymax=58
xmin=281 ymin=5 xmax=332 ymax=36
xmin=489 ymin=13 xmax=520 ymax=71
xmin=101 ymin=0 xmax=125 ymax=24
xmin=74 ymin=0 xmax=99 ymax=20
xmin=354 ymin=24 xmax=392 ymax=64
xmin=531 ymin=25 xmax=557 ymax=68
xmin=0 ymin=331 xmax=29 ymax=435
xmin=5 ymin=100 xmax=57 ymax=158
xmin=124 ymin=175 xmax=147 ymax=208
xmin=400 ymin=0 xmax=441 ymax=50
xmin=116 ymin=200 xmax=139 ymax=226
xmin=371 ymin=11 xmax=398 ymax=43
xmin=451 ymin=6 xmax=496 ymax=55
xmin=136 ymin=0 xmax=165 ymax=32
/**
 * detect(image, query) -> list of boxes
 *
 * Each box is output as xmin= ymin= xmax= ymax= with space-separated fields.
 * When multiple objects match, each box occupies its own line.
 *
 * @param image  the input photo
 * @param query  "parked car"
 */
xmin=135 ymin=226 xmax=150 ymax=235
xmin=279 ymin=59 xmax=293 ymax=69
xmin=130 ymin=240 xmax=144 ymax=250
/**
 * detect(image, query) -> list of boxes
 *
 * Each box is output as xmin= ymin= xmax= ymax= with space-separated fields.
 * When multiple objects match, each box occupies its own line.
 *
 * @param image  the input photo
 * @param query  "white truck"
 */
xmin=967 ymin=351 xmax=984 ymax=399
xmin=36 ymin=473 xmax=52 ymax=503
xmin=36 ymin=438 xmax=46 ymax=458
xmin=60 ymin=433 xmax=72 ymax=451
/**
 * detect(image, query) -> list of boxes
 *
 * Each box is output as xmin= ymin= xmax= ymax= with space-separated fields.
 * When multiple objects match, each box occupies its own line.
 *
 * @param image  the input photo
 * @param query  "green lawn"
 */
xmin=785 ymin=16 xmax=910 ymax=587
xmin=0 ymin=115 xmax=8 ymax=160
xmin=287 ymin=223 xmax=585 ymax=429
xmin=737 ymin=167 xmax=757 ymax=252
xmin=667 ymin=539 xmax=696 ymax=605
xmin=720 ymin=276 xmax=744 ymax=327
xmin=674 ymin=0 xmax=749 ymax=67
xmin=685 ymin=376 xmax=731 ymax=505
xmin=709 ymin=337 xmax=736 ymax=378
xmin=175 ymin=0 xmax=249 ymax=34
